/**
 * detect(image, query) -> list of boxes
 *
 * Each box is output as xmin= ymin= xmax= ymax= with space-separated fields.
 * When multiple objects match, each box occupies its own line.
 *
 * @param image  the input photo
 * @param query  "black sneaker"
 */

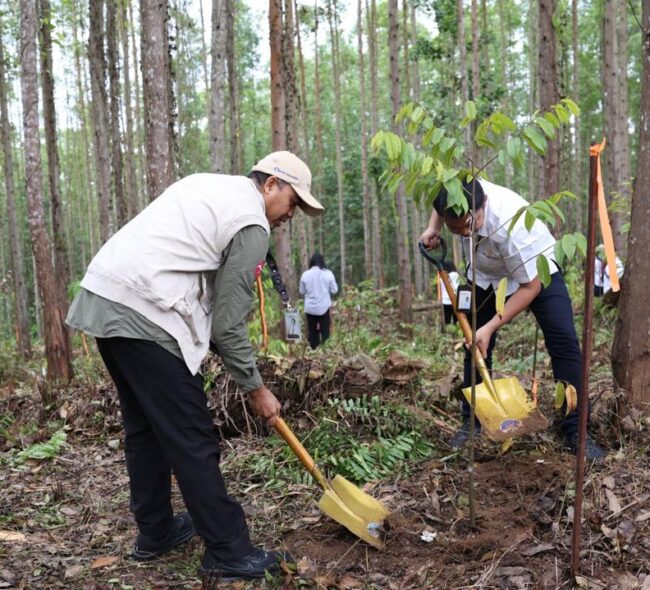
xmin=200 ymin=547 xmax=293 ymax=582
xmin=450 ymin=420 xmax=482 ymax=449
xmin=131 ymin=512 xmax=196 ymax=561
xmin=563 ymin=432 xmax=607 ymax=460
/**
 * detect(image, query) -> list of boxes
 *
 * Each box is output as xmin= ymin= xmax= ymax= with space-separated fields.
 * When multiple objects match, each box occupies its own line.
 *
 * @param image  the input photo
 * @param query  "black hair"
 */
xmin=442 ymin=259 xmax=457 ymax=273
xmin=433 ymin=178 xmax=485 ymax=219
xmin=248 ymin=171 xmax=287 ymax=190
xmin=309 ymin=252 xmax=326 ymax=269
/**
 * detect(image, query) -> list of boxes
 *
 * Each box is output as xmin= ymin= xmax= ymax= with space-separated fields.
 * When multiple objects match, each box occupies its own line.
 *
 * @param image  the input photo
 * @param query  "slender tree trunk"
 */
xmin=0 ymin=29 xmax=32 ymax=359
xmin=226 ymin=0 xmax=240 ymax=174
xmin=498 ymin=0 xmax=512 ymax=186
xmin=20 ymin=0 xmax=73 ymax=382
xmin=120 ymin=0 xmax=139 ymax=218
xmin=367 ymin=0 xmax=383 ymax=287
xmin=538 ymin=0 xmax=559 ymax=198
xmin=327 ymin=0 xmax=347 ymax=286
xmin=89 ymin=0 xmax=113 ymax=241
xmin=38 ymin=0 xmax=71 ymax=303
xmin=470 ymin=0 xmax=479 ymax=165
xmin=389 ymin=0 xmax=412 ymax=327
xmin=141 ymin=0 xmax=175 ymax=200
xmin=129 ymin=1 xmax=146 ymax=211
xmin=210 ymin=0 xmax=227 ymax=172
xmin=571 ymin=0 xmax=582 ymax=231
xmin=528 ymin=0 xmax=538 ymax=199
xmin=358 ymin=0 xmax=372 ymax=280
xmin=107 ymin=0 xmax=127 ymax=227
xmin=198 ymin=0 xmax=210 ymax=97
xmin=611 ymin=0 xmax=650 ymax=413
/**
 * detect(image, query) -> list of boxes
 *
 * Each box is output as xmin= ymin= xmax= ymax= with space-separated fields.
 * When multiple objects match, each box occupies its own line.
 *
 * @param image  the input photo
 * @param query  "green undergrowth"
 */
xmin=226 ymin=395 xmax=437 ymax=489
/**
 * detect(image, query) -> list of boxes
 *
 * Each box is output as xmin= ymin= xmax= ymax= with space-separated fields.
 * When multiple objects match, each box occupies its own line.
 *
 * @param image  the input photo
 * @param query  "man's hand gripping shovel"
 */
xmin=419 ymin=240 xmax=548 ymax=442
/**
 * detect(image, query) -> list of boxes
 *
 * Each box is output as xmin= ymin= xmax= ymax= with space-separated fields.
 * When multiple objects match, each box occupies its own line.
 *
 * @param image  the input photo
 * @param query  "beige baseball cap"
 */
xmin=251 ymin=151 xmax=324 ymax=217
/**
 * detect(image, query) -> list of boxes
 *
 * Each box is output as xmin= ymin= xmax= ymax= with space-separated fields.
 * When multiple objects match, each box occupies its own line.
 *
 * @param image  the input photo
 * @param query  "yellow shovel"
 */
xmin=419 ymin=241 xmax=548 ymax=442
xmin=273 ymin=418 xmax=390 ymax=548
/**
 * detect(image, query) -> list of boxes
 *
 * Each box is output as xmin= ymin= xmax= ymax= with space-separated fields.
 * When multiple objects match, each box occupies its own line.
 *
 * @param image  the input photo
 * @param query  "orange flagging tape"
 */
xmin=589 ymin=139 xmax=620 ymax=292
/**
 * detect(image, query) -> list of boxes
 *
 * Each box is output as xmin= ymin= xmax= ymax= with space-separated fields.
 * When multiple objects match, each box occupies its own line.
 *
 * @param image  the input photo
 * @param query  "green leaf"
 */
xmin=491 ymin=112 xmax=516 ymax=132
xmin=554 ymin=241 xmax=566 ymax=267
xmin=507 ymin=206 xmax=527 ymax=235
xmin=442 ymin=167 xmax=459 ymax=183
xmin=523 ymin=126 xmax=547 ymax=155
xmin=554 ymin=381 xmax=566 ymax=410
xmin=536 ymin=117 xmax=556 ymax=139
xmin=561 ymin=97 xmax=580 ymax=116
xmin=411 ymin=105 xmax=425 ymax=123
xmin=553 ymin=104 xmax=570 ymax=123
xmin=525 ymin=210 xmax=536 ymax=231
xmin=370 ymin=130 xmax=384 ymax=152
xmin=536 ymin=256 xmax=551 ymax=288
xmin=574 ymin=233 xmax=587 ymax=257
xmin=561 ymin=234 xmax=576 ymax=260
xmin=464 ymin=100 xmax=477 ymax=121
xmin=421 ymin=156 xmax=434 ymax=176
xmin=385 ymin=133 xmax=403 ymax=160
xmin=543 ymin=111 xmax=560 ymax=127
xmin=495 ymin=278 xmax=508 ymax=317
xmin=507 ymin=137 xmax=521 ymax=160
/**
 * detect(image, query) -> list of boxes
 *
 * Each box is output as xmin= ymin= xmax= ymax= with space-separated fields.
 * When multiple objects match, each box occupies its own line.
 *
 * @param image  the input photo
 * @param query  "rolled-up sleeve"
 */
xmin=211 ymin=225 xmax=268 ymax=393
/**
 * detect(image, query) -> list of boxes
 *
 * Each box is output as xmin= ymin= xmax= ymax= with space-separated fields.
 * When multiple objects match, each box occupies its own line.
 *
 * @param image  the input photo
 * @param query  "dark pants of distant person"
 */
xmin=461 ymin=272 xmax=586 ymax=437
xmin=443 ymin=304 xmax=457 ymax=326
xmin=96 ymin=337 xmax=253 ymax=562
xmin=306 ymin=310 xmax=331 ymax=349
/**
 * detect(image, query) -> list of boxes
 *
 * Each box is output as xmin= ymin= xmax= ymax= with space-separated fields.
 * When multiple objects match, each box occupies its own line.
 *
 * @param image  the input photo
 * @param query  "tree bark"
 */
xmin=20 ymin=0 xmax=73 ymax=382
xmin=141 ymin=0 xmax=175 ymax=200
xmin=88 ymin=0 xmax=113 ymax=241
xmin=0 ymin=28 xmax=32 ymax=359
xmin=107 ymin=0 xmax=127 ymax=227
xmin=226 ymin=0 xmax=240 ymax=174
xmin=210 ymin=0 xmax=227 ymax=172
xmin=611 ymin=2 xmax=650 ymax=414
xmin=389 ymin=0 xmax=412 ymax=327
xmin=538 ymin=0 xmax=559 ymax=198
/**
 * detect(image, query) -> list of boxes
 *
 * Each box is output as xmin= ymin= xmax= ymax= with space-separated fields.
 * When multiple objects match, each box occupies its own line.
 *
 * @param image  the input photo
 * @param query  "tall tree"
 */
xmin=106 ymin=0 xmax=127 ymax=226
xmin=20 ymin=0 xmax=73 ymax=381
xmin=389 ymin=0 xmax=412 ymax=327
xmin=226 ymin=0 xmax=240 ymax=173
xmin=141 ymin=0 xmax=175 ymax=200
xmin=88 ymin=0 xmax=112 ymax=241
xmin=327 ymin=0 xmax=347 ymax=286
xmin=538 ymin=0 xmax=559 ymax=198
xmin=209 ymin=0 xmax=227 ymax=172
xmin=38 ymin=0 xmax=71 ymax=299
xmin=611 ymin=1 xmax=650 ymax=414
xmin=0 ymin=27 xmax=31 ymax=359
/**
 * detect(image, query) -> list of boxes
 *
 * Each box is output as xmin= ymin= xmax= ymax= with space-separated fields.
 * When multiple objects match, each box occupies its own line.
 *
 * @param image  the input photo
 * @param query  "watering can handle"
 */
xmin=273 ymin=418 xmax=329 ymax=490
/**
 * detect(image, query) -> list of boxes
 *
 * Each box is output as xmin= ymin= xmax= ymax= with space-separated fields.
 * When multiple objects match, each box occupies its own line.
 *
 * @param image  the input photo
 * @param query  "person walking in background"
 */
xmin=299 ymin=253 xmax=338 ymax=349
xmin=440 ymin=260 xmax=460 ymax=326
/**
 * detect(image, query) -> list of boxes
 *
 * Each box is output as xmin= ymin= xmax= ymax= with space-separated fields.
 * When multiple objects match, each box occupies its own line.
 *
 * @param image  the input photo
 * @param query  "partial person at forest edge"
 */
xmin=66 ymin=152 xmax=324 ymax=581
xmin=299 ymin=252 xmax=339 ymax=349
xmin=420 ymin=177 xmax=606 ymax=460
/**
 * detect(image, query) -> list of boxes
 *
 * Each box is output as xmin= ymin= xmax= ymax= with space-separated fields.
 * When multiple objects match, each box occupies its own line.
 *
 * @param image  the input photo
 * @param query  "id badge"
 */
xmin=283 ymin=309 xmax=302 ymax=341
xmin=456 ymin=285 xmax=472 ymax=314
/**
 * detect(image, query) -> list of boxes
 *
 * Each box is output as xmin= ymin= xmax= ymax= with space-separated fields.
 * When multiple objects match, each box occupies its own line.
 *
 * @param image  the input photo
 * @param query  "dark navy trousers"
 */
xmin=96 ymin=337 xmax=254 ymax=561
xmin=461 ymin=272 xmax=584 ymax=437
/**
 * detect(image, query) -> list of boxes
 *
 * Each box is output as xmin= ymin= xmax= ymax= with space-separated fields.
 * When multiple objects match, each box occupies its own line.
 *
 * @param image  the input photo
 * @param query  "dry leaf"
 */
xmin=602 ymin=476 xmax=615 ymax=489
xmin=91 ymin=556 xmax=119 ymax=569
xmin=0 ymin=531 xmax=26 ymax=543
xmin=339 ymin=574 xmax=364 ymax=589
xmin=605 ymin=489 xmax=622 ymax=514
xmin=521 ymin=543 xmax=555 ymax=556
xmin=64 ymin=565 xmax=84 ymax=579
xmin=635 ymin=510 xmax=650 ymax=523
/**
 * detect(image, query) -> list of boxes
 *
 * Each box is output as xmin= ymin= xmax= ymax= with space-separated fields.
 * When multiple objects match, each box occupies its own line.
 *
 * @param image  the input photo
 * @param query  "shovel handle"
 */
xmin=273 ymin=418 xmax=328 ymax=490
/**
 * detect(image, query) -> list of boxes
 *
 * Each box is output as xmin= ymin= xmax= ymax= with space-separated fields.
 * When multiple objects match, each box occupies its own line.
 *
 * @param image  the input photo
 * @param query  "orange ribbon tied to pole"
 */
xmin=589 ymin=138 xmax=620 ymax=292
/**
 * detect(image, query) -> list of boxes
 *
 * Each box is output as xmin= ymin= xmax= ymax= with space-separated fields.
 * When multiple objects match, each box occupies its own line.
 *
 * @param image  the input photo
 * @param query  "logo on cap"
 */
xmin=273 ymin=166 xmax=300 ymax=182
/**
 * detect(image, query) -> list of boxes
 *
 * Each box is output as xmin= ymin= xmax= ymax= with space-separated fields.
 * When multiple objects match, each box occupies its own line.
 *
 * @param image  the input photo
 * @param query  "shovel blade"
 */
xmin=318 ymin=489 xmax=386 ymax=549
xmin=463 ymin=377 xmax=548 ymax=442
xmin=329 ymin=475 xmax=390 ymax=522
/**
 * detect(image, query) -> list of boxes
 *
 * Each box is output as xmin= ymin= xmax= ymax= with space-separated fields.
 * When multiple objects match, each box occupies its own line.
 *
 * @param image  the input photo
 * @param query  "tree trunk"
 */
xmin=107 ymin=0 xmax=127 ymax=227
xmin=367 ymin=0 xmax=383 ymax=287
xmin=210 ymin=0 xmax=227 ymax=172
xmin=120 ymin=0 xmax=140 ymax=218
xmin=528 ymin=0 xmax=538 ymax=200
xmin=389 ymin=0 xmax=412 ymax=327
xmin=141 ymin=0 xmax=175 ymax=200
xmin=611 ymin=1 xmax=650 ymax=414
xmin=20 ymin=0 xmax=73 ymax=382
xmin=88 ymin=0 xmax=113 ymax=241
xmin=226 ymin=0 xmax=240 ymax=174
xmin=0 ymin=28 xmax=32 ymax=359
xmin=571 ymin=0 xmax=582 ymax=232
xmin=538 ymin=0 xmax=559 ymax=198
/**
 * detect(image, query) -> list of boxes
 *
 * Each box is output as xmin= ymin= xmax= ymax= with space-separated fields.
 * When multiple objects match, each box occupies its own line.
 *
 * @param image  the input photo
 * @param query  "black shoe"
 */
xmin=450 ymin=420 xmax=482 ymax=449
xmin=563 ymin=432 xmax=607 ymax=460
xmin=200 ymin=547 xmax=293 ymax=581
xmin=131 ymin=512 xmax=196 ymax=561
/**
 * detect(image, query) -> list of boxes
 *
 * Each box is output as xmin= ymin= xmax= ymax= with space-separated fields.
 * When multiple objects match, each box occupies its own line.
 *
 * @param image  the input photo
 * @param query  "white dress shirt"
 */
xmin=299 ymin=266 xmax=338 ymax=316
xmin=462 ymin=179 xmax=557 ymax=296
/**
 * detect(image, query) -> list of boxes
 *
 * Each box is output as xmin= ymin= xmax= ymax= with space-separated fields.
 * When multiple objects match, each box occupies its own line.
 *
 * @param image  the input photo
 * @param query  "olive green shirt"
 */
xmin=66 ymin=225 xmax=268 ymax=393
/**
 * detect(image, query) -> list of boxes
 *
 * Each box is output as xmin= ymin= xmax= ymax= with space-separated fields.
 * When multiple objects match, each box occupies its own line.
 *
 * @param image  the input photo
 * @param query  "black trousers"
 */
xmin=443 ymin=304 xmax=457 ymax=325
xmin=306 ymin=310 xmax=331 ymax=349
xmin=96 ymin=337 xmax=253 ymax=561
xmin=461 ymin=272 xmax=584 ymax=437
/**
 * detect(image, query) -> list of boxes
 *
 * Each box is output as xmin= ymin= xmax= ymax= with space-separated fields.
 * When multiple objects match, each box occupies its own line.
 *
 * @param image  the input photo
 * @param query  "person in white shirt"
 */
xmin=594 ymin=255 xmax=605 ymax=297
xmin=299 ymin=253 xmax=338 ymax=349
xmin=440 ymin=260 xmax=460 ymax=325
xmin=420 ymin=177 xmax=605 ymax=459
